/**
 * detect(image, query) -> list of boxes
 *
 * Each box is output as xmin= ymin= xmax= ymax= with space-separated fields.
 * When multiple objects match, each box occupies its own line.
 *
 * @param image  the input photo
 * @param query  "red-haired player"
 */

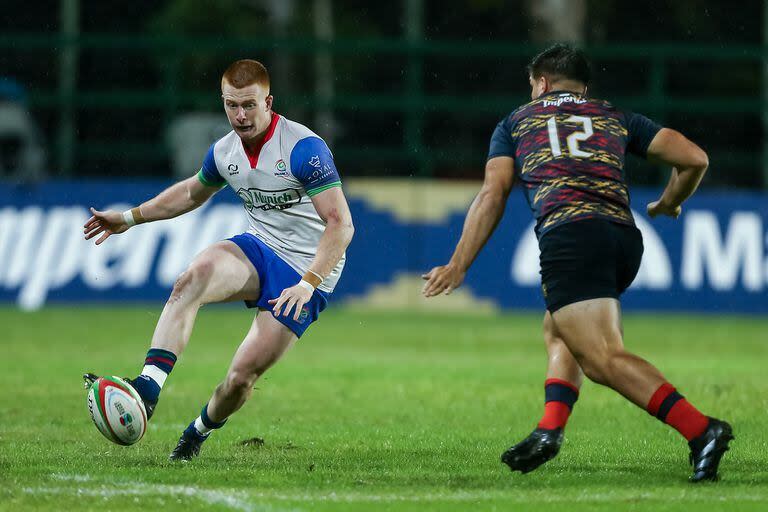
xmin=84 ymin=60 xmax=354 ymax=461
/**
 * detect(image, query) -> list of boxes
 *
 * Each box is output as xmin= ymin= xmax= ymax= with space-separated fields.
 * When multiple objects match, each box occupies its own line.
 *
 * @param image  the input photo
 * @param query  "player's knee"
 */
xmin=578 ymin=357 xmax=609 ymax=385
xmin=544 ymin=332 xmax=564 ymax=354
xmin=575 ymin=348 xmax=613 ymax=385
xmin=578 ymin=346 xmax=623 ymax=386
xmin=168 ymin=272 xmax=191 ymax=303
xmin=169 ymin=259 xmax=215 ymax=302
xmin=224 ymin=370 xmax=257 ymax=398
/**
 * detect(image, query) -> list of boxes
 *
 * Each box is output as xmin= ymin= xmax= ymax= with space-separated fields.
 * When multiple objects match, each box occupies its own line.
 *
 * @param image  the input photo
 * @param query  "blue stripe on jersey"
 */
xmin=199 ymin=143 xmax=225 ymax=186
xmin=290 ymin=136 xmax=341 ymax=194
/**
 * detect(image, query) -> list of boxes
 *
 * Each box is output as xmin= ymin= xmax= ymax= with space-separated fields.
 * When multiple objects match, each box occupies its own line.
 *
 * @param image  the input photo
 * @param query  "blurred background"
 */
xmin=0 ymin=0 xmax=766 ymax=313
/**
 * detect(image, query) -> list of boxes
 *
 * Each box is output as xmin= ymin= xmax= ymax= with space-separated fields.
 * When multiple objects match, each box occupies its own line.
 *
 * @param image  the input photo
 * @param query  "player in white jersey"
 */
xmin=82 ymin=60 xmax=354 ymax=460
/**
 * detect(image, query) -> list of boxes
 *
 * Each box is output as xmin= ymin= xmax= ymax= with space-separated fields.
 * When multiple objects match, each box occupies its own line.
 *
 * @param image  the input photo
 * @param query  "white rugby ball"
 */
xmin=86 ymin=376 xmax=147 ymax=446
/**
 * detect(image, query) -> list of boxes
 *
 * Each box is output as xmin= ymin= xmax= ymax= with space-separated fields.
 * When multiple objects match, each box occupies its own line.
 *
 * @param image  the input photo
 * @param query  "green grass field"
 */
xmin=1 ymin=306 xmax=766 ymax=511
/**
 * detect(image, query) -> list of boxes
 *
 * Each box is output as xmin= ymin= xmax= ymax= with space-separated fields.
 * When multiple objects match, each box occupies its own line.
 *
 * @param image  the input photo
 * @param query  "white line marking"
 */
xmin=33 ymin=480 xmax=256 ymax=512
xmin=25 ymin=481 xmax=768 ymax=506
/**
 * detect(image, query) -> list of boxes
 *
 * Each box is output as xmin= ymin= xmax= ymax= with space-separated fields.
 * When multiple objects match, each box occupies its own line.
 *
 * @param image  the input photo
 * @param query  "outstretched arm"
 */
xmin=269 ymin=186 xmax=354 ymax=320
xmin=84 ymin=175 xmax=221 ymax=245
xmin=646 ymin=128 xmax=709 ymax=219
xmin=422 ymin=156 xmax=515 ymax=297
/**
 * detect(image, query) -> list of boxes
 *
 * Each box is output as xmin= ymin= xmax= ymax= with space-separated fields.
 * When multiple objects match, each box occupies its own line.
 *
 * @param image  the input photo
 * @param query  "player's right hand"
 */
xmin=422 ymin=263 xmax=466 ymax=298
xmin=646 ymin=199 xmax=682 ymax=219
xmin=84 ymin=207 xmax=130 ymax=245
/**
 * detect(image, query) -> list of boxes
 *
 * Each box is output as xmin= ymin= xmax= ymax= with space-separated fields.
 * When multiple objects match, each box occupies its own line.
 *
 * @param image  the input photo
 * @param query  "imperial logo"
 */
xmin=236 ymin=187 xmax=301 ymax=211
xmin=543 ymin=95 xmax=587 ymax=107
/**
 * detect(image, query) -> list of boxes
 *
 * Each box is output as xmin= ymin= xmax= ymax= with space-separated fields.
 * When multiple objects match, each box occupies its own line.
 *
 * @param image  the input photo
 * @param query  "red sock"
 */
xmin=646 ymin=383 xmax=709 ymax=441
xmin=538 ymin=378 xmax=579 ymax=430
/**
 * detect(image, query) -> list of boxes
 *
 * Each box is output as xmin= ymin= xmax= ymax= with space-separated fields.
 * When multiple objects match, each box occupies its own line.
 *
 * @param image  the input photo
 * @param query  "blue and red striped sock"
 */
xmin=131 ymin=348 xmax=177 ymax=404
xmin=646 ymin=383 xmax=708 ymax=441
xmin=538 ymin=378 xmax=579 ymax=430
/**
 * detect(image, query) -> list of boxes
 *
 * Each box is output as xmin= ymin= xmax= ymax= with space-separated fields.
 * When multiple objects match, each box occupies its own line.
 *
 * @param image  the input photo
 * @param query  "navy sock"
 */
xmin=133 ymin=348 xmax=177 ymax=403
xmin=131 ymin=375 xmax=160 ymax=403
xmin=193 ymin=403 xmax=227 ymax=435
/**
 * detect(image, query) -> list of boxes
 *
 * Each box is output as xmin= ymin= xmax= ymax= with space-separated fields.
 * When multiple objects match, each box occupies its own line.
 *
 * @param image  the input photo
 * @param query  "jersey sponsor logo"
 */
xmin=227 ymin=163 xmax=239 ymax=176
xmin=542 ymin=95 xmax=588 ymax=108
xmin=274 ymin=159 xmax=290 ymax=177
xmin=308 ymin=164 xmax=335 ymax=185
xmin=236 ymin=187 xmax=302 ymax=211
xmin=309 ymin=156 xmax=321 ymax=168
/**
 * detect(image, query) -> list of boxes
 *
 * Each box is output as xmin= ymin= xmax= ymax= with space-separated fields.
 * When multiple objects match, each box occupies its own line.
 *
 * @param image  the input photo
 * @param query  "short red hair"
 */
xmin=221 ymin=59 xmax=270 ymax=89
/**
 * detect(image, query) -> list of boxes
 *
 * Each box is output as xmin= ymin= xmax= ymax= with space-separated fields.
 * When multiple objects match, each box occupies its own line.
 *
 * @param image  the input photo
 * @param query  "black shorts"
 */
xmin=539 ymin=219 xmax=644 ymax=313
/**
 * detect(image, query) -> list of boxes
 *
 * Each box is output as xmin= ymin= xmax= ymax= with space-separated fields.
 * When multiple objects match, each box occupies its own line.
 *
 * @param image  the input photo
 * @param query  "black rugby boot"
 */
xmin=169 ymin=422 xmax=210 ymax=462
xmin=689 ymin=417 xmax=734 ymax=482
xmin=501 ymin=427 xmax=564 ymax=473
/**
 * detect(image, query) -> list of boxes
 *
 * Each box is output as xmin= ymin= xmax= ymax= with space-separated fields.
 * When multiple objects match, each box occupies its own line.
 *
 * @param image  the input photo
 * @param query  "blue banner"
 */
xmin=0 ymin=180 xmax=766 ymax=313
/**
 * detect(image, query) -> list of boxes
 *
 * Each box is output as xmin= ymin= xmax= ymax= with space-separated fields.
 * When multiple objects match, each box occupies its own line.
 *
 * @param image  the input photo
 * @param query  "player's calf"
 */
xmin=208 ymin=370 xmax=259 ymax=418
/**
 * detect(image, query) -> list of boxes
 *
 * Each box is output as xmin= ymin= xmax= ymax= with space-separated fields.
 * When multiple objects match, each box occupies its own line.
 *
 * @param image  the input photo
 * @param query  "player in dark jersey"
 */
xmin=422 ymin=44 xmax=732 ymax=482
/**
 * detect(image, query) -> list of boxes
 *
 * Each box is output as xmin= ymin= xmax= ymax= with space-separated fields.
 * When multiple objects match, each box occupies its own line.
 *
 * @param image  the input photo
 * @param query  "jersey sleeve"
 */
xmin=290 ymin=136 xmax=342 ymax=197
xmin=487 ymin=117 xmax=516 ymax=160
xmin=625 ymin=112 xmax=662 ymax=157
xmin=196 ymin=143 xmax=226 ymax=187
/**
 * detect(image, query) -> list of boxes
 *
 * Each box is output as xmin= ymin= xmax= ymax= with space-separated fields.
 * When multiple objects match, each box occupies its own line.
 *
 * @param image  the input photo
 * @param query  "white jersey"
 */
xmin=198 ymin=112 xmax=344 ymax=292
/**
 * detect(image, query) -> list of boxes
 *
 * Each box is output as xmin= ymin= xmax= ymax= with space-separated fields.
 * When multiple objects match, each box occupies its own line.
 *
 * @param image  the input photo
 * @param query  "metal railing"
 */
xmin=1 ymin=33 xmax=765 ymax=184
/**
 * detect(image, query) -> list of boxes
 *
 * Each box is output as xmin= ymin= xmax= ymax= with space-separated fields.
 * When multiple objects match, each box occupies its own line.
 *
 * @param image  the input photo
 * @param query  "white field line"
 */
xmin=50 ymin=472 xmax=92 ymax=482
xmin=30 ymin=478 xmax=256 ymax=512
xmin=22 ymin=477 xmax=768 ymax=507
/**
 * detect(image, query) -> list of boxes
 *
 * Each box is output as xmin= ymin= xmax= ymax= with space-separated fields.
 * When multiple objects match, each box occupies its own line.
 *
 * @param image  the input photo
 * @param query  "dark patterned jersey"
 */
xmin=488 ymin=91 xmax=661 ymax=238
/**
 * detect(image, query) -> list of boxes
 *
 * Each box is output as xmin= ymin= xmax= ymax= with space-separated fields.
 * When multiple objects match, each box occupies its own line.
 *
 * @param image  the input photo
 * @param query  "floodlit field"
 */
xmin=1 ymin=306 xmax=766 ymax=511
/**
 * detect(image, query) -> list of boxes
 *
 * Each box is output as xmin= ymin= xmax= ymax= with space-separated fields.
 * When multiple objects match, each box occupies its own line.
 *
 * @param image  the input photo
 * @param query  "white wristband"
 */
xmin=297 ymin=279 xmax=315 ymax=292
xmin=122 ymin=209 xmax=136 ymax=227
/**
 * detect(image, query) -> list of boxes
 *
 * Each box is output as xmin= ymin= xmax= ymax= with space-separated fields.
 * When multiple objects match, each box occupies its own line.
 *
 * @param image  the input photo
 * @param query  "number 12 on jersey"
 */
xmin=546 ymin=115 xmax=594 ymax=158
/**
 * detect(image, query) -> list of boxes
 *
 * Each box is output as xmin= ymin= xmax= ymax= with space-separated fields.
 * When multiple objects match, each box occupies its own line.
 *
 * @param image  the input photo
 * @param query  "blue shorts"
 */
xmin=228 ymin=233 xmax=329 ymax=338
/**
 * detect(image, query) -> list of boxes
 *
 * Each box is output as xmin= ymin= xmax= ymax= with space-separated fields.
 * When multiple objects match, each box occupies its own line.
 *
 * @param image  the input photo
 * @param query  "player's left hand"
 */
xmin=268 ymin=283 xmax=314 ymax=321
xmin=422 ymin=263 xmax=466 ymax=297
xmin=647 ymin=199 xmax=682 ymax=219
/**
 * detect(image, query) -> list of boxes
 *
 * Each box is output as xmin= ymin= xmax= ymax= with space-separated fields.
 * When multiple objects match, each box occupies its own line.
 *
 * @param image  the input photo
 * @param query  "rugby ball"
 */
xmin=86 ymin=376 xmax=147 ymax=446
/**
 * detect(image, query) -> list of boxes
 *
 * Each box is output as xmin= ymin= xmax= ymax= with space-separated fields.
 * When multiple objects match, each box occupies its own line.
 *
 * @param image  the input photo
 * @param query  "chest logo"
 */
xmin=274 ymin=159 xmax=290 ymax=177
xmin=227 ymin=163 xmax=239 ymax=176
xmin=236 ymin=187 xmax=301 ymax=211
